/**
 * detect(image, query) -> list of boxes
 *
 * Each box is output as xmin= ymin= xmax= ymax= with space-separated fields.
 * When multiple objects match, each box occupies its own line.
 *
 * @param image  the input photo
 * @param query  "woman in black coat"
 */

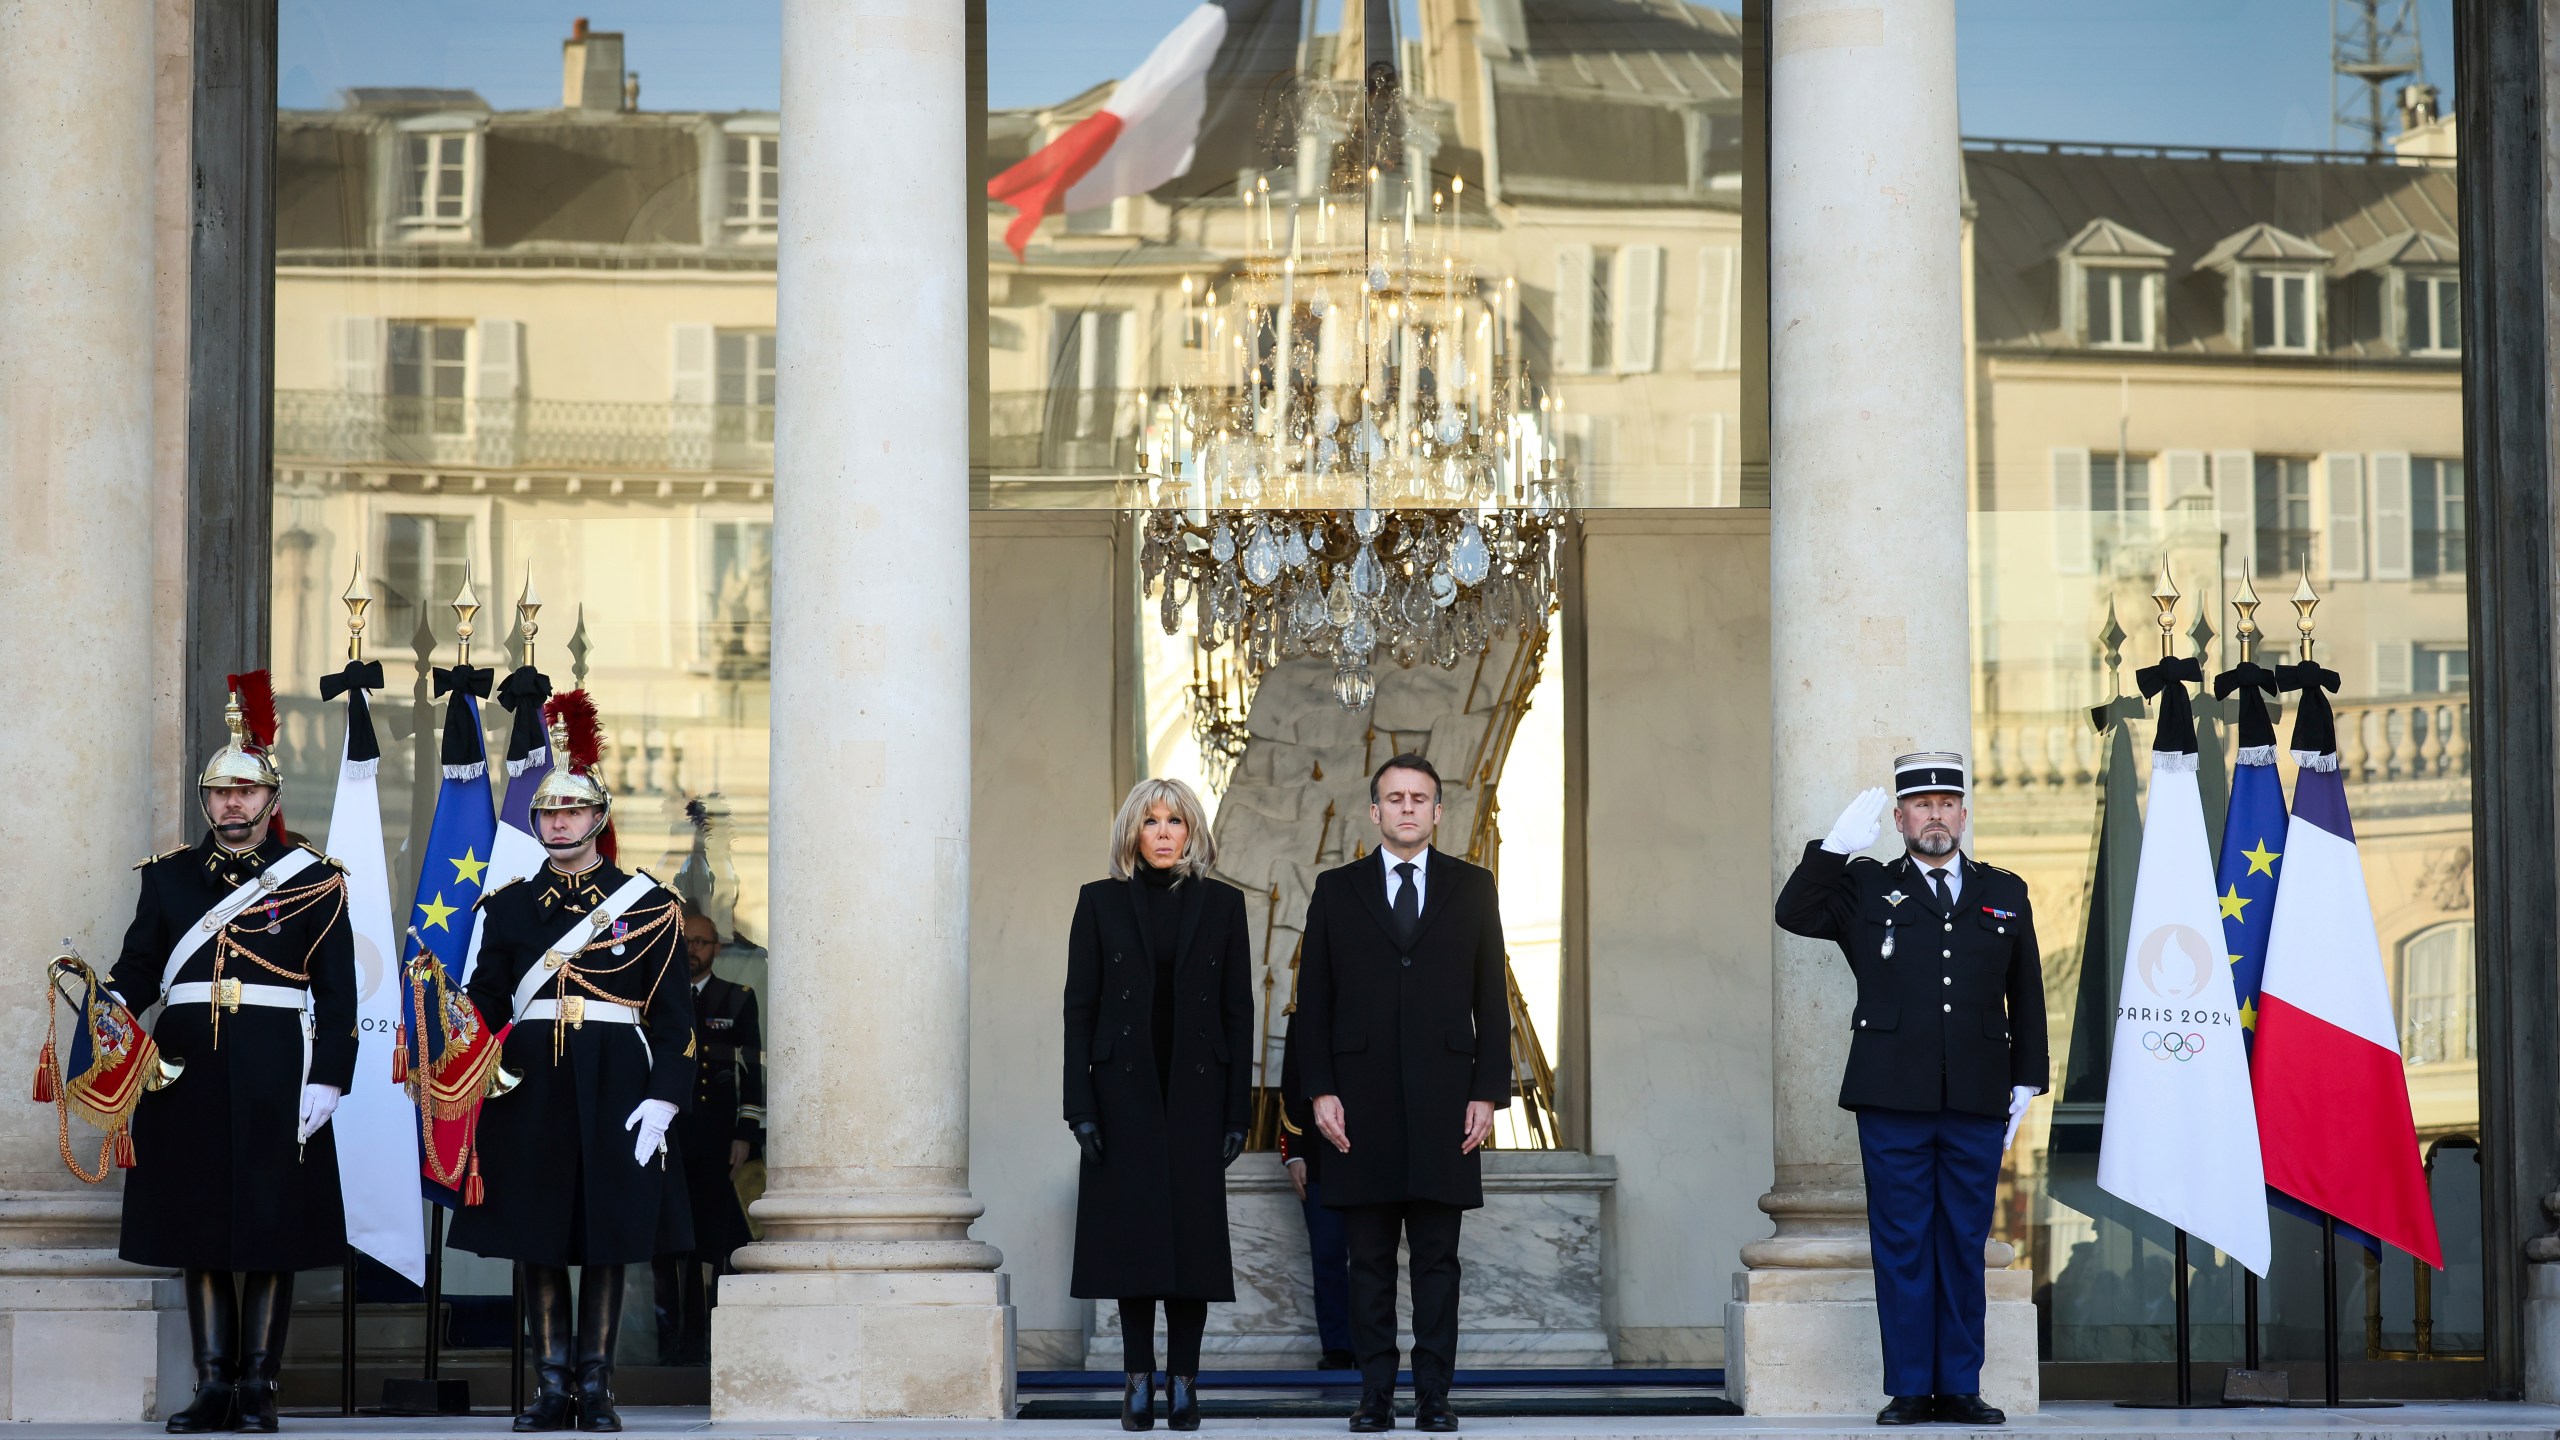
xmin=1063 ymin=778 xmax=1255 ymax=1432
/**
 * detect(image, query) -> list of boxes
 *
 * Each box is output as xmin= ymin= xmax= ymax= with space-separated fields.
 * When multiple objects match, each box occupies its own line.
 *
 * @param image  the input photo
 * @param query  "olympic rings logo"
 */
xmin=2142 ymin=1031 xmax=2206 ymax=1061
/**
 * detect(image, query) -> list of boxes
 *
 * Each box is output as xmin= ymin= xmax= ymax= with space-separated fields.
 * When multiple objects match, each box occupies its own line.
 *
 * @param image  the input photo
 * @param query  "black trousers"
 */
xmin=1340 ymin=1200 xmax=1463 ymax=1399
xmin=1117 ymin=1297 xmax=1208 ymax=1375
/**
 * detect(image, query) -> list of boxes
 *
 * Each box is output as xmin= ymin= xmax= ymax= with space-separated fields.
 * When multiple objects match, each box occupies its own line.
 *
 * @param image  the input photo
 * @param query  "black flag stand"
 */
xmin=2115 ymin=1229 xmax=2216 ymax=1408
xmin=2314 ymin=1214 xmax=2400 ymax=1409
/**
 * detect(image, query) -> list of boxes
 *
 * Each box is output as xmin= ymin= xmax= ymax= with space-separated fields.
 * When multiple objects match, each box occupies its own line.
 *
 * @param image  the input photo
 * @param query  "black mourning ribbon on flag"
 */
xmin=2277 ymin=659 xmax=2343 ymax=757
xmin=431 ymin=664 xmax=495 ymax=770
xmin=497 ymin=665 xmax=555 ymax=766
xmin=319 ymin=659 xmax=384 ymax=701
xmin=2210 ymin=659 xmax=2282 ymax=750
xmin=2135 ymin=654 xmax=2204 ymax=755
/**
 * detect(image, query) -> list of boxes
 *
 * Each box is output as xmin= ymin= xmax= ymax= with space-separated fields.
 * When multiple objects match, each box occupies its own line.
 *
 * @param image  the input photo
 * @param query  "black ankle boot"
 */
xmin=574 ymin=1264 xmax=627 ymax=1432
xmin=231 ymin=1270 xmax=293 ymax=1433
xmin=515 ymin=1266 xmax=577 ymax=1433
xmin=1167 ymin=1374 xmax=1201 ymax=1431
xmin=165 ymin=1270 xmax=238 ymax=1434
xmin=1121 ymin=1371 xmax=1157 ymax=1431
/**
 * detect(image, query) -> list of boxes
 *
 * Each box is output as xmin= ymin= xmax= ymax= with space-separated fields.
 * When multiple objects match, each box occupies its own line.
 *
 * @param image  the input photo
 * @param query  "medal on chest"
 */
xmin=611 ymin=918 xmax=629 ymax=956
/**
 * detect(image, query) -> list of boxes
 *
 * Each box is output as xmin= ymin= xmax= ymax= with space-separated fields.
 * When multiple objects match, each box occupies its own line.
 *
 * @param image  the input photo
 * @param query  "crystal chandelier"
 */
xmin=1134 ymin=149 xmax=1571 ymax=711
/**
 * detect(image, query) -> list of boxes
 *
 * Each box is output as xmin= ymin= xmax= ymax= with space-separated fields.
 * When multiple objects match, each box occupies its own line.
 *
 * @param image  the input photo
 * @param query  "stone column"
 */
xmin=0 ymin=0 xmax=172 ymax=1422
xmin=1726 ymin=0 xmax=2033 ymax=1415
xmin=710 ymin=0 xmax=1014 ymax=1421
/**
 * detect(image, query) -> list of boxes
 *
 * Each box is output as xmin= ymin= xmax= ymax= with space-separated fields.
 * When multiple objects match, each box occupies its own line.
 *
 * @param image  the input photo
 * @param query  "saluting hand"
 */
xmin=1820 ymin=787 xmax=1891 ymax=856
xmin=1460 ymin=1100 xmax=1495 ymax=1154
xmin=1313 ymin=1094 xmax=1350 ymax=1154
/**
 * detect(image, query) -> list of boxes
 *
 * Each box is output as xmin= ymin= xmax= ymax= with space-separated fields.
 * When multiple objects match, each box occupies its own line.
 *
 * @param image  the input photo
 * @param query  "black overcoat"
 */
xmin=448 ymin=860 xmax=695 ymax=1268
xmin=1293 ymin=849 xmax=1513 ymax=1210
xmin=1061 ymin=874 xmax=1254 ymax=1300
xmin=667 ymin=972 xmax=761 ymax=1265
xmin=1773 ymin=842 xmax=2049 ymax=1118
xmin=111 ymin=832 xmax=359 ymax=1272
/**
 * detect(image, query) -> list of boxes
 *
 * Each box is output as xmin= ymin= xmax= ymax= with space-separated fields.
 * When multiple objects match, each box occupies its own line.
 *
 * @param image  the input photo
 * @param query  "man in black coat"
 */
xmin=448 ymin=725 xmax=692 ymax=1435
xmin=1295 ymin=754 xmax=1512 ymax=1433
xmin=1774 ymin=752 xmax=2046 ymax=1427
xmin=651 ymin=908 xmax=763 ymax=1365
xmin=110 ymin=686 xmax=357 ymax=1434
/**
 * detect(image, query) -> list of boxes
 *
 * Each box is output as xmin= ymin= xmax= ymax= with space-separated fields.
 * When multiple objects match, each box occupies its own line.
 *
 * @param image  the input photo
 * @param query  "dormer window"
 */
xmin=2056 ymin=218 xmax=2169 ymax=352
xmin=2406 ymin=271 xmax=2460 ymax=356
xmin=2199 ymin=222 xmax=2332 ymax=356
xmin=722 ymin=118 xmax=780 ymax=243
xmin=395 ymin=117 xmax=483 ymax=239
xmin=2250 ymin=270 xmax=2318 ymax=353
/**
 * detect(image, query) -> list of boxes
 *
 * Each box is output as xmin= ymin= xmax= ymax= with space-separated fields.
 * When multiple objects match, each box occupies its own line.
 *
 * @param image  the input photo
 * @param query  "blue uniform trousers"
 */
xmin=1299 ymin=1177 xmax=1354 ymax=1359
xmin=1856 ymin=1105 xmax=2005 ymax=1397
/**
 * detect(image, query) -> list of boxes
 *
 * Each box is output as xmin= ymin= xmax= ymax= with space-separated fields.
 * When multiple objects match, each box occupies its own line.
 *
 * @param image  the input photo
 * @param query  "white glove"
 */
xmin=2002 ymin=1085 xmax=2036 ymax=1150
xmin=296 ymin=1084 xmax=343 ymax=1144
xmin=1820 ymin=787 xmax=1891 ymax=855
xmin=626 ymin=1099 xmax=679 ymax=1167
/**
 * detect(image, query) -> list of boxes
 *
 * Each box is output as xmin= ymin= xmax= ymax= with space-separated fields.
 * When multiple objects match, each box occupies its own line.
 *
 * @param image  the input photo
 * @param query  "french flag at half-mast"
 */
xmin=2250 ymin=660 xmax=2442 ymax=1268
xmin=988 ymin=0 xmax=1302 ymax=261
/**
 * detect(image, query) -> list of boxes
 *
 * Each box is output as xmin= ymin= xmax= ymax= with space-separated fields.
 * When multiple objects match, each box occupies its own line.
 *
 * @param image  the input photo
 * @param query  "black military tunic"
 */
xmin=1773 ymin=844 xmax=2049 ymax=1117
xmin=110 ymin=832 xmax=358 ymax=1272
xmin=448 ymin=859 xmax=695 ymax=1267
xmin=671 ymin=971 xmax=761 ymax=1264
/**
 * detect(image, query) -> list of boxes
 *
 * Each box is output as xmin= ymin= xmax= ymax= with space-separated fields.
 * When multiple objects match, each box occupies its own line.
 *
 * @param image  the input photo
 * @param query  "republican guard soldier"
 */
xmin=448 ymin=704 xmax=693 ymax=1433
xmin=109 ymin=679 xmax=357 ymax=1433
xmin=1775 ymin=753 xmax=2046 ymax=1427
xmin=650 ymin=907 xmax=762 ymax=1366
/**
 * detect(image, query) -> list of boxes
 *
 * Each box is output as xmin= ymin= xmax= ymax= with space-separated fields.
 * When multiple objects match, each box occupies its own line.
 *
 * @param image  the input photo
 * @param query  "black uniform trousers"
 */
xmin=1858 ymin=1106 xmax=2004 ymax=1397
xmin=1341 ymin=1199 xmax=1464 ymax=1400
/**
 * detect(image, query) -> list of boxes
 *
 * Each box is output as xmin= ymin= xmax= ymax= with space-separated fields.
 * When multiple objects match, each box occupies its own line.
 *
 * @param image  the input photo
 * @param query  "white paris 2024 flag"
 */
xmin=2096 ymin=682 xmax=2272 ymax=1277
xmin=325 ymin=685 xmax=428 ymax=1286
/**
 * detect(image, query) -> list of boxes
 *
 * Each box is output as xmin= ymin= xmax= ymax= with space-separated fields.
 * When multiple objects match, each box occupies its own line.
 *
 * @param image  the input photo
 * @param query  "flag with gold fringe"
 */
xmin=32 ymin=951 xmax=163 ymax=1181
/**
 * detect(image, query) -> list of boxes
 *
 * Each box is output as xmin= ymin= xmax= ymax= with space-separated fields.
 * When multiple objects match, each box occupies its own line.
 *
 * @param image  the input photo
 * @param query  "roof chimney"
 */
xmin=562 ymin=18 xmax=627 ymax=111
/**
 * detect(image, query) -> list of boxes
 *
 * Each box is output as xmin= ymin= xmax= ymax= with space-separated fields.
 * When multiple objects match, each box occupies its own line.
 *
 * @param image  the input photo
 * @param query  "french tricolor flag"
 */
xmin=989 ymin=0 xmax=1301 ymax=261
xmin=2251 ymin=660 xmax=2443 ymax=1268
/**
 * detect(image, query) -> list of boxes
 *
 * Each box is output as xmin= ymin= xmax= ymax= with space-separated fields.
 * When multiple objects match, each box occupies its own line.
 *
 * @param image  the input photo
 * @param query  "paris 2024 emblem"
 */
xmin=2121 ymin=922 xmax=2235 ymax=1061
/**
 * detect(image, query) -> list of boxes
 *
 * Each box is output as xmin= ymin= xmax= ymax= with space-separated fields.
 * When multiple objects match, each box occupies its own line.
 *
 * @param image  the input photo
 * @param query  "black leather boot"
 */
xmin=514 ymin=1266 xmax=577 ymax=1433
xmin=1167 ymin=1374 xmax=1201 ymax=1431
xmin=648 ymin=1257 xmax=684 ymax=1367
xmin=1120 ymin=1371 xmax=1156 ymax=1432
xmin=573 ymin=1264 xmax=627 ymax=1432
xmin=164 ymin=1269 xmax=238 ymax=1434
xmin=231 ymin=1270 xmax=293 ymax=1433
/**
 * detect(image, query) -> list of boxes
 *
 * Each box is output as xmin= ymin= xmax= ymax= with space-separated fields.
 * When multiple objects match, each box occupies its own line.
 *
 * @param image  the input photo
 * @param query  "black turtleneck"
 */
xmin=1139 ymin=864 xmax=1181 ymax=1094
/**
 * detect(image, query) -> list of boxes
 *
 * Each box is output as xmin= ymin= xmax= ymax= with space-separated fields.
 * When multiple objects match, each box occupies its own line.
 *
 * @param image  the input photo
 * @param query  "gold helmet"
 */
xmin=199 ymin=680 xmax=281 ymax=791
xmin=528 ymin=714 xmax=611 ymax=814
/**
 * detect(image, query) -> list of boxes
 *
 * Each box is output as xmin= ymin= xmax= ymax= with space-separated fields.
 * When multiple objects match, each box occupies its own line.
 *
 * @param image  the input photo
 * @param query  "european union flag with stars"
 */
xmin=404 ymin=661 xmax=497 ymax=1000
xmin=2209 ymin=660 xmax=2288 ymax=1051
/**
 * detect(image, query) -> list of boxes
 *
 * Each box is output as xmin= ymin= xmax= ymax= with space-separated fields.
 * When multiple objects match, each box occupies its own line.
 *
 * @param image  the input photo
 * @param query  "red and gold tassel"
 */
xmin=391 ymin=1028 xmax=408 ymax=1086
xmin=111 ymin=1127 xmax=137 ymax=1169
xmin=463 ymin=1152 xmax=485 ymax=1207
xmin=32 ymin=1043 xmax=55 ymax=1104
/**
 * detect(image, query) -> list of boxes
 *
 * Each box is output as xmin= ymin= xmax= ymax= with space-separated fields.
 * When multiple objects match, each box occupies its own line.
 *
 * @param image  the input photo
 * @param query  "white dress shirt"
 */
xmin=1381 ymin=844 xmax=1429 ymax=912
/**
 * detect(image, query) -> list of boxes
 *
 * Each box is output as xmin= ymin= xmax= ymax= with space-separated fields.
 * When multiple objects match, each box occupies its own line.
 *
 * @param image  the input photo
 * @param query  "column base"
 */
xmin=710 ymin=1270 xmax=1014 ymax=1420
xmin=0 ymin=1273 xmax=170 ymax=1422
xmin=1723 ymin=1266 xmax=2037 ymax=1416
xmin=2525 ymin=1263 xmax=2560 ymax=1404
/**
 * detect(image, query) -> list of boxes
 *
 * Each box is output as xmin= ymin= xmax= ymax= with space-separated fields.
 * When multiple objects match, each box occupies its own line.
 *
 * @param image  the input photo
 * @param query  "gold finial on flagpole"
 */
xmin=343 ymin=556 xmax=370 ymax=662
xmin=517 ymin=569 xmax=542 ymax=671
xmin=2231 ymin=561 xmax=2260 ymax=664
xmin=453 ymin=574 xmax=481 ymax=668
xmin=2291 ymin=575 xmax=2321 ymax=666
xmin=2150 ymin=560 xmax=2180 ymax=661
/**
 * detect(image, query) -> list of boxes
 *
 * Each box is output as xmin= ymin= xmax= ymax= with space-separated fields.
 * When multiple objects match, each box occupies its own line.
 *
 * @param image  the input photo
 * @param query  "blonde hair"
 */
xmin=1109 ymin=778 xmax=1215 ymax=881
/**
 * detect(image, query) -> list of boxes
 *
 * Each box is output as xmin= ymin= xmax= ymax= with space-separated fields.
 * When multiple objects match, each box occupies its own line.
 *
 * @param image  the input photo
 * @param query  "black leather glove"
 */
xmin=1074 ymin=1120 xmax=1104 ymax=1165
xmin=1222 ymin=1129 xmax=1246 ymax=1167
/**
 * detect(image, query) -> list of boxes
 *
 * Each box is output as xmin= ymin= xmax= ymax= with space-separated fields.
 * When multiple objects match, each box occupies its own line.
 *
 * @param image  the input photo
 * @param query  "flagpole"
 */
xmin=2323 ymin=1214 xmax=2342 ymax=1406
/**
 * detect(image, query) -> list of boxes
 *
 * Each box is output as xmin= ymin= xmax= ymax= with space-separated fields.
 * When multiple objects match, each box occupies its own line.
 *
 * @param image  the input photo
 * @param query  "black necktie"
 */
xmin=1393 ymin=862 xmax=1420 ymax=944
xmin=1930 ymin=869 xmax=1952 ymax=912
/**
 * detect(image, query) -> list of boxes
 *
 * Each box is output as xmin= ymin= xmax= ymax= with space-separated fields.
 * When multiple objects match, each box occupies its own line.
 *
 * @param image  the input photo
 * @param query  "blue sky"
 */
xmin=281 ymin=1 xmax=2459 ymax=152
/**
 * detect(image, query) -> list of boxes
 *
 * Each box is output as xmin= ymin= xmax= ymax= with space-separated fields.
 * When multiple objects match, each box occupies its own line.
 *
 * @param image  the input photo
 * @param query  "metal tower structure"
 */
xmin=2333 ymin=0 xmax=2425 ymax=155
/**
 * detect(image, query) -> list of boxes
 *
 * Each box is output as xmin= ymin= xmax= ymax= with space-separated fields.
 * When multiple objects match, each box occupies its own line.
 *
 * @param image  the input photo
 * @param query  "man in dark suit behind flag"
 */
xmin=1295 ymin=754 xmax=1512 ymax=1433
